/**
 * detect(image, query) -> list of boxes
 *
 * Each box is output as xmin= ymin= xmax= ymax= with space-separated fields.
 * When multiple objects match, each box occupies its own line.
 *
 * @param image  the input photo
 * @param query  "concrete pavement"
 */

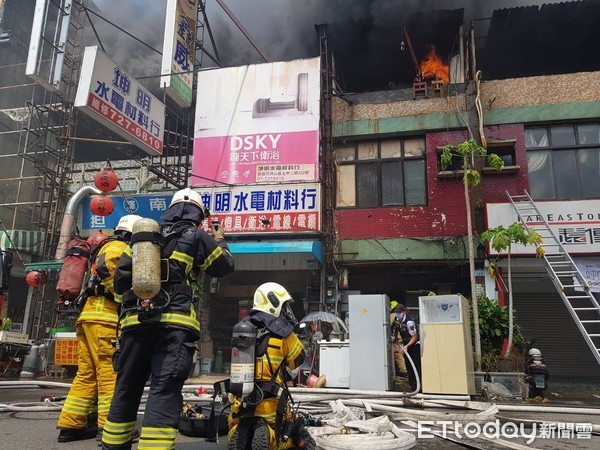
xmin=1 ymin=379 xmax=600 ymax=449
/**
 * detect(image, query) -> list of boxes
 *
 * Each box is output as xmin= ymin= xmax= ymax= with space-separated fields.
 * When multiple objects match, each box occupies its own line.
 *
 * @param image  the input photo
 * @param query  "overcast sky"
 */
xmin=88 ymin=0 xmax=579 ymax=87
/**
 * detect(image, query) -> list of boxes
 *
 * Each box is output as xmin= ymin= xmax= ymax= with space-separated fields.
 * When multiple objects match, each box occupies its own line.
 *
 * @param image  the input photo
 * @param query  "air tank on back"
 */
xmin=131 ymin=218 xmax=161 ymax=300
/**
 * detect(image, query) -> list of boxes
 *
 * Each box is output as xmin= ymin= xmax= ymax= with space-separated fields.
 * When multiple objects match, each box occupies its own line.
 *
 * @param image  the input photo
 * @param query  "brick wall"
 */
xmin=335 ymin=125 xmax=529 ymax=239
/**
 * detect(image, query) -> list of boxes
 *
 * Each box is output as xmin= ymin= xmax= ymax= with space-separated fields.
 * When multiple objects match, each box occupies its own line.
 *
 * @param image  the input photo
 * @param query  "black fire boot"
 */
xmin=57 ymin=426 xmax=99 ymax=443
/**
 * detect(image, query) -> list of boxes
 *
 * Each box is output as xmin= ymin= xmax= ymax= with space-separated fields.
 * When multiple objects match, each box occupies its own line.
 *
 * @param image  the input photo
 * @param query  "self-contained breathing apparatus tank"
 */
xmin=230 ymin=320 xmax=257 ymax=399
xmin=131 ymin=218 xmax=162 ymax=302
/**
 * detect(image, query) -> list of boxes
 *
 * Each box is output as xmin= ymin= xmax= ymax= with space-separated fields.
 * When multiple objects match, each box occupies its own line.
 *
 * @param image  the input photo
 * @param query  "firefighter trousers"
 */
xmin=101 ymin=327 xmax=197 ymax=450
xmin=57 ymin=320 xmax=118 ymax=430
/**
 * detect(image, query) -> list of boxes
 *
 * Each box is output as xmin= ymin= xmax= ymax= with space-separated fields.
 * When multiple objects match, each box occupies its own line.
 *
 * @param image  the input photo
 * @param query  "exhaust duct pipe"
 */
xmin=55 ymin=186 xmax=102 ymax=259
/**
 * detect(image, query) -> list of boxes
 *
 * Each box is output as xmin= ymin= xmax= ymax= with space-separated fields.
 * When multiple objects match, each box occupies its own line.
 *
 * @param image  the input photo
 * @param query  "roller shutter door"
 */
xmin=511 ymin=276 xmax=600 ymax=380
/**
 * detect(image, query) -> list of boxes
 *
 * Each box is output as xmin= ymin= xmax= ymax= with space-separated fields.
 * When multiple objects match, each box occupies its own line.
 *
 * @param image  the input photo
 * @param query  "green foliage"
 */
xmin=480 ymin=350 xmax=499 ymax=372
xmin=440 ymin=139 xmax=505 ymax=186
xmin=481 ymin=224 xmax=542 ymax=254
xmin=487 ymin=153 xmax=505 ymax=170
xmin=191 ymin=273 xmax=207 ymax=305
xmin=466 ymin=169 xmax=480 ymax=186
xmin=1 ymin=317 xmax=12 ymax=331
xmin=468 ymin=295 xmax=523 ymax=354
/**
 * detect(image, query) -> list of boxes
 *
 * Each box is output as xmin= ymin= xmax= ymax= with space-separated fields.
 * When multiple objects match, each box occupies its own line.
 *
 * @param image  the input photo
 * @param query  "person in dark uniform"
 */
xmin=392 ymin=304 xmax=422 ymax=392
xmin=101 ymin=188 xmax=235 ymax=450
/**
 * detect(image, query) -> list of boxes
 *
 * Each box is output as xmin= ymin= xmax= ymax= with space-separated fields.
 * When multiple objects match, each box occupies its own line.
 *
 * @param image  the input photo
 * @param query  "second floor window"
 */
xmin=335 ymin=137 xmax=427 ymax=208
xmin=526 ymin=124 xmax=600 ymax=200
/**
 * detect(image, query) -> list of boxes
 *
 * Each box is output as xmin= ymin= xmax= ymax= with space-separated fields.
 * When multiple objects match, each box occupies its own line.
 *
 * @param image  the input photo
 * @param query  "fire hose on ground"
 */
xmin=3 ymin=344 xmax=600 ymax=449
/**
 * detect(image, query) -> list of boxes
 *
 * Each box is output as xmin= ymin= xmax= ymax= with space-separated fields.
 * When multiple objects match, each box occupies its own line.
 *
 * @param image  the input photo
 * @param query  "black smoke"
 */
xmin=89 ymin=0 xmax=575 ymax=74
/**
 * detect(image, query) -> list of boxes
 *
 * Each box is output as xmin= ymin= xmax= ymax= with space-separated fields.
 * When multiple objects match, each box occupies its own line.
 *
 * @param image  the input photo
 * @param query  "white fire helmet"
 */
xmin=169 ymin=188 xmax=203 ymax=209
xmin=115 ymin=215 xmax=142 ymax=233
xmin=253 ymin=282 xmax=296 ymax=323
xmin=528 ymin=348 xmax=542 ymax=356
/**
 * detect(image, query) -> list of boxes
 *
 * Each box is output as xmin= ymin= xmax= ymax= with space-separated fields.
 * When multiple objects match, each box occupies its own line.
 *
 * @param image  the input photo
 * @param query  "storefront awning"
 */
xmin=23 ymin=241 xmax=324 ymax=273
xmin=24 ymin=260 xmax=63 ymax=273
xmin=228 ymin=241 xmax=323 ymax=271
xmin=0 ymin=230 xmax=45 ymax=254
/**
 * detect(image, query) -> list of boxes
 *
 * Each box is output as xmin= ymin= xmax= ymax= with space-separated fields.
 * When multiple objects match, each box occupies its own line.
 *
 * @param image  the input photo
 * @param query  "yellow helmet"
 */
xmin=253 ymin=282 xmax=293 ymax=317
xmin=390 ymin=300 xmax=399 ymax=311
xmin=252 ymin=282 xmax=299 ymax=327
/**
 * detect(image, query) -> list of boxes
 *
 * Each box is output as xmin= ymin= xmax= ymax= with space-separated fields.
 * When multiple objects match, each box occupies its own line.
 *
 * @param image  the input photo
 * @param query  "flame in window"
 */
xmin=419 ymin=45 xmax=449 ymax=84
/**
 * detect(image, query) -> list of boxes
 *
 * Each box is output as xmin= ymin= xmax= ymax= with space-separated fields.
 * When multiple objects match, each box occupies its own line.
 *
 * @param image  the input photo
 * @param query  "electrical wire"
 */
xmin=72 ymin=1 xmax=162 ymax=56
xmin=474 ymin=71 xmax=487 ymax=149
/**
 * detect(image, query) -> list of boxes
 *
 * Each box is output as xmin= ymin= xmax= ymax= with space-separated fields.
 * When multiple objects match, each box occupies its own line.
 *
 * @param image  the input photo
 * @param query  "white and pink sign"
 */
xmin=75 ymin=47 xmax=165 ymax=155
xmin=193 ymin=58 xmax=320 ymax=186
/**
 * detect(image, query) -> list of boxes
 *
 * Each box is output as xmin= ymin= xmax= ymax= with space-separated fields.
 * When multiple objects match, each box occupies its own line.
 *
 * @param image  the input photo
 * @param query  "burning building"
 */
xmin=0 ymin=0 xmax=599 ymax=381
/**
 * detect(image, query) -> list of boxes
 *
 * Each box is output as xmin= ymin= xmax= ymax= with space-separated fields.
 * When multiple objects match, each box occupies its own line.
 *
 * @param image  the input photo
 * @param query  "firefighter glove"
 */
xmin=211 ymin=220 xmax=225 ymax=241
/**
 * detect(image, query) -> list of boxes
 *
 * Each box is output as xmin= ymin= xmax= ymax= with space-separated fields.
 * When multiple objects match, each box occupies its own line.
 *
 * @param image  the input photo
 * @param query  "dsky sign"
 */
xmin=192 ymin=57 xmax=320 ymax=186
xmin=75 ymin=46 xmax=165 ymax=156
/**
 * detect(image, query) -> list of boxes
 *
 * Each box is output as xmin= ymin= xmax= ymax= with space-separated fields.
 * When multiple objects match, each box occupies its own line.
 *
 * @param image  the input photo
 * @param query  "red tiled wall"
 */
xmin=335 ymin=125 xmax=530 ymax=239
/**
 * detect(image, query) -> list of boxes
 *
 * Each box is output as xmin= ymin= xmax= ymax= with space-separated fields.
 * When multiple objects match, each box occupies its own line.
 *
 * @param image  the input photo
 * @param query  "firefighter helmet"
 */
xmin=115 ymin=214 xmax=142 ymax=233
xmin=528 ymin=348 xmax=542 ymax=356
xmin=390 ymin=300 xmax=399 ymax=311
xmin=169 ymin=188 xmax=203 ymax=209
xmin=252 ymin=282 xmax=297 ymax=324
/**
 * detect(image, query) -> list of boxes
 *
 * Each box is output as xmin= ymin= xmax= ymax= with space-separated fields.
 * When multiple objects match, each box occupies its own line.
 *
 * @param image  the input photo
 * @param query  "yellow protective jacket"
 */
xmin=77 ymin=238 xmax=128 ymax=324
xmin=58 ymin=237 xmax=126 ymax=431
xmin=252 ymin=332 xmax=305 ymax=424
xmin=229 ymin=329 xmax=305 ymax=424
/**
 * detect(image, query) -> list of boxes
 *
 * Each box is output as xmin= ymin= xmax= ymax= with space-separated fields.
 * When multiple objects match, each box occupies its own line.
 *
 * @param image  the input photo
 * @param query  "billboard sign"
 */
xmin=26 ymin=0 xmax=72 ymax=93
xmin=161 ymin=0 xmax=197 ymax=107
xmin=75 ymin=46 xmax=165 ymax=156
xmin=193 ymin=57 xmax=320 ymax=186
xmin=81 ymin=183 xmax=320 ymax=235
xmin=486 ymin=200 xmax=600 ymax=255
xmin=81 ymin=195 xmax=172 ymax=231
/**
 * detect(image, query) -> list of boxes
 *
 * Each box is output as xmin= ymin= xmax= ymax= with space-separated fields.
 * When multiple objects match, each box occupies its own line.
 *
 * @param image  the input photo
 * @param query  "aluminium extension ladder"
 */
xmin=506 ymin=190 xmax=600 ymax=366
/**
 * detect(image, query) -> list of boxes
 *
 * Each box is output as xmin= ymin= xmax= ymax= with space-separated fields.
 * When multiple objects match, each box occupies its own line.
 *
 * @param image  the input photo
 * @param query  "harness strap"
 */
xmin=66 ymin=247 xmax=90 ymax=258
xmin=130 ymin=231 xmax=163 ymax=245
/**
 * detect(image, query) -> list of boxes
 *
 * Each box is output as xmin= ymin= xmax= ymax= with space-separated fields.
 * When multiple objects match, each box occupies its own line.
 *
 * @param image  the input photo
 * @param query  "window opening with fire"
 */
xmin=526 ymin=123 xmax=600 ymax=201
xmin=335 ymin=137 xmax=427 ymax=208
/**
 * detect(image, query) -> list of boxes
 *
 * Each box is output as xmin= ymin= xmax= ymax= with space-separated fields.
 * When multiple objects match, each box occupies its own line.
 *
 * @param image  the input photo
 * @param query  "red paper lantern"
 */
xmin=94 ymin=168 xmax=119 ymax=192
xmin=26 ymin=270 xmax=47 ymax=288
xmin=90 ymin=195 xmax=115 ymax=216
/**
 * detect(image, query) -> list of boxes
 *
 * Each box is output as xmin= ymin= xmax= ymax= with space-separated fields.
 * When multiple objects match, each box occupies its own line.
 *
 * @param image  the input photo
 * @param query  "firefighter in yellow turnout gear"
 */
xmin=228 ymin=283 xmax=315 ymax=450
xmin=57 ymin=215 xmax=141 ymax=443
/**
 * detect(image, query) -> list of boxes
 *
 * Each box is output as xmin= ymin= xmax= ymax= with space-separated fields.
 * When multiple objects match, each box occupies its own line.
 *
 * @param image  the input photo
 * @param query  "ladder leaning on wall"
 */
xmin=506 ymin=190 xmax=600 ymax=366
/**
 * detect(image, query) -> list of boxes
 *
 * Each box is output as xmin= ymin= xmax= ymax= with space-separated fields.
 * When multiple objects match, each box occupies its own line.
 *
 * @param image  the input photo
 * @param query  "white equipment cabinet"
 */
xmin=419 ymin=294 xmax=475 ymax=395
xmin=348 ymin=294 xmax=393 ymax=391
xmin=318 ymin=339 xmax=350 ymax=388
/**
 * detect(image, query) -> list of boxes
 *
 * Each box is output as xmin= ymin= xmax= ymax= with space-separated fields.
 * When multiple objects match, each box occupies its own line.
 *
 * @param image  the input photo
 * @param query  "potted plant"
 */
xmin=469 ymin=295 xmax=529 ymax=396
xmin=481 ymin=223 xmax=542 ymax=358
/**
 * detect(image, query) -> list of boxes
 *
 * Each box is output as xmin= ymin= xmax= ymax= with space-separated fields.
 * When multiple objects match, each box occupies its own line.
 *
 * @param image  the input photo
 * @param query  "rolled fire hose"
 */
xmin=315 ymin=415 xmax=416 ymax=450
